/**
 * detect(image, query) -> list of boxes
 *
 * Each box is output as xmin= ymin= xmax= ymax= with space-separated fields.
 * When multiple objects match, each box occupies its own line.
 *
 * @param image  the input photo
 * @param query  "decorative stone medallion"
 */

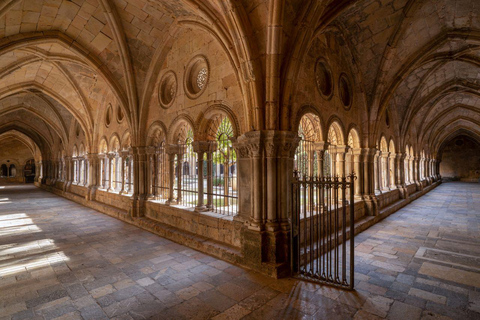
xmin=184 ymin=55 xmax=209 ymax=99
xmin=315 ymin=59 xmax=333 ymax=99
xmin=339 ymin=73 xmax=352 ymax=110
xmin=105 ymin=104 xmax=113 ymax=127
xmin=159 ymin=71 xmax=177 ymax=109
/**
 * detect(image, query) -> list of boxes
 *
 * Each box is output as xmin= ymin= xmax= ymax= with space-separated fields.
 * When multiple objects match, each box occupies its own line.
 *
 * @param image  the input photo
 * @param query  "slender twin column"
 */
xmin=165 ymin=144 xmax=183 ymax=205
xmin=192 ymin=141 xmax=213 ymax=212
xmin=146 ymin=147 xmax=156 ymax=199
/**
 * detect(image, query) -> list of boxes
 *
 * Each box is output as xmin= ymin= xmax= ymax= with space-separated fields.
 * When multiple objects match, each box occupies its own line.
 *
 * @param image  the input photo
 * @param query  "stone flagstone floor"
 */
xmin=0 ymin=183 xmax=480 ymax=319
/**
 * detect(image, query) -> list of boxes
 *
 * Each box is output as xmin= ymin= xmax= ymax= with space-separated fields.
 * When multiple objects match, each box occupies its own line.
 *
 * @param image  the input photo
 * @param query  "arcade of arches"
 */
xmin=1 ymin=0 xmax=480 ymax=318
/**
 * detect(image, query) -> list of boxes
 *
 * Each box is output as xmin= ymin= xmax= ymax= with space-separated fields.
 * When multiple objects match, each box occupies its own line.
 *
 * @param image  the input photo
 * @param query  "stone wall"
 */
xmin=440 ymin=136 xmax=480 ymax=182
xmin=0 ymin=139 xmax=33 ymax=183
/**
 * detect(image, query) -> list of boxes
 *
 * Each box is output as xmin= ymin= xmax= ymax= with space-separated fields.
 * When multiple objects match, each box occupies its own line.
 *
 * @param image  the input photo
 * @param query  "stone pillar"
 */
xmin=352 ymin=148 xmax=362 ymax=198
xmin=131 ymin=147 xmax=147 ymax=217
xmin=83 ymin=158 xmax=88 ymax=187
xmin=43 ymin=159 xmax=50 ymax=184
xmin=166 ymin=145 xmax=182 ymax=205
xmin=176 ymin=152 xmax=184 ymax=204
xmin=35 ymin=160 xmax=41 ymax=183
xmin=86 ymin=153 xmax=99 ymax=200
xmin=106 ymin=153 xmax=114 ymax=192
xmin=166 ymin=152 xmax=175 ymax=205
xmin=66 ymin=157 xmax=73 ymax=188
xmin=193 ymin=141 xmax=210 ymax=212
xmin=233 ymin=130 xmax=299 ymax=278
xmin=335 ymin=146 xmax=348 ymax=201
xmin=335 ymin=146 xmax=348 ymax=178
xmin=429 ymin=159 xmax=433 ymax=181
xmin=119 ymin=151 xmax=127 ymax=194
xmin=414 ymin=156 xmax=422 ymax=191
xmin=389 ymin=153 xmax=396 ymax=189
xmin=146 ymin=147 xmax=156 ymax=199
xmin=374 ymin=150 xmax=381 ymax=193
xmin=381 ymin=152 xmax=389 ymax=191
xmin=361 ymin=148 xmax=379 ymax=216
xmin=396 ymin=153 xmax=407 ymax=199
xmin=314 ymin=142 xmax=326 ymax=178
xmin=206 ymin=147 xmax=214 ymax=210
xmin=51 ymin=161 xmax=56 ymax=183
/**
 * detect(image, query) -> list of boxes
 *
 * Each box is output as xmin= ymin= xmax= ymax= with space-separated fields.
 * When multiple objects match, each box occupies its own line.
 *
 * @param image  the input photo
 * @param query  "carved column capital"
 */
xmin=233 ymin=130 xmax=300 ymax=159
xmin=192 ymin=141 xmax=215 ymax=154
xmin=146 ymin=146 xmax=156 ymax=155
xmin=166 ymin=144 xmax=185 ymax=155
xmin=232 ymin=131 xmax=262 ymax=159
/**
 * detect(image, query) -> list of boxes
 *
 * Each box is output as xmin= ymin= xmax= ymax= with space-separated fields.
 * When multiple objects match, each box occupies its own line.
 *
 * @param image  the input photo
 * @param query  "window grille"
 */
xmin=155 ymin=144 xmax=169 ymax=203
xmin=176 ymin=129 xmax=197 ymax=207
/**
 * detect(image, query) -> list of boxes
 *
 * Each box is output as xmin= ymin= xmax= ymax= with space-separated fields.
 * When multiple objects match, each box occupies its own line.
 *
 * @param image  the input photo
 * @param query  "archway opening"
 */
xmin=439 ymin=135 xmax=480 ymax=182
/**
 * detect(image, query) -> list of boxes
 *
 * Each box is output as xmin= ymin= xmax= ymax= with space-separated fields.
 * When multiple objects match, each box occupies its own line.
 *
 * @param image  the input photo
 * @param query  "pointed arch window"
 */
xmin=147 ymin=128 xmax=169 ymax=203
xmin=294 ymin=114 xmax=322 ymax=177
xmin=210 ymin=117 xmax=237 ymax=215
xmin=174 ymin=125 xmax=197 ymax=208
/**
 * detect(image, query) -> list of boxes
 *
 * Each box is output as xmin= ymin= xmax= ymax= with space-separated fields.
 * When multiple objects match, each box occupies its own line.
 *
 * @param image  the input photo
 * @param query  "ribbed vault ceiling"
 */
xmin=0 ymin=0 xmax=478 ymax=159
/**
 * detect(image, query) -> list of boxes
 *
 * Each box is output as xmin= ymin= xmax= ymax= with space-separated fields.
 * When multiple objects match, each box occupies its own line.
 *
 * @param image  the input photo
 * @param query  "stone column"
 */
xmin=34 ymin=160 xmax=41 ymax=183
xmin=131 ymin=147 xmax=147 ymax=217
xmin=374 ymin=150 xmax=381 ymax=193
xmin=329 ymin=149 xmax=337 ymax=177
xmin=335 ymin=146 xmax=348 ymax=202
xmin=86 ymin=153 xmax=99 ymax=200
xmin=51 ymin=161 xmax=56 ymax=183
xmin=193 ymin=141 xmax=210 ymax=212
xmin=176 ymin=152 xmax=184 ymax=204
xmin=314 ymin=142 xmax=327 ymax=178
xmin=206 ymin=146 xmax=214 ymax=210
xmin=166 ymin=144 xmax=182 ymax=205
xmin=429 ymin=159 xmax=433 ymax=181
xmin=414 ymin=156 xmax=422 ymax=191
xmin=40 ymin=160 xmax=45 ymax=183
xmin=43 ymin=159 xmax=51 ymax=184
xmin=396 ymin=153 xmax=407 ymax=199
xmin=381 ymin=152 xmax=390 ymax=191
xmin=389 ymin=154 xmax=396 ymax=189
xmin=335 ymin=146 xmax=348 ymax=178
xmin=106 ymin=153 xmax=115 ymax=192
xmin=362 ymin=148 xmax=379 ymax=216
xmin=83 ymin=158 xmax=88 ymax=187
xmin=146 ymin=146 xmax=156 ymax=199
xmin=233 ymin=130 xmax=299 ymax=278
xmin=119 ymin=151 xmax=127 ymax=194
xmin=352 ymin=148 xmax=362 ymax=198
xmin=66 ymin=157 xmax=72 ymax=188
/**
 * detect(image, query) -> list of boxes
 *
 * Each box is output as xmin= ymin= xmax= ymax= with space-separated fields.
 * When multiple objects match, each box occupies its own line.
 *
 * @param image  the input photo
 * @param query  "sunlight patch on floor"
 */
xmin=0 ymin=239 xmax=57 ymax=259
xmin=0 ymin=251 xmax=69 ymax=277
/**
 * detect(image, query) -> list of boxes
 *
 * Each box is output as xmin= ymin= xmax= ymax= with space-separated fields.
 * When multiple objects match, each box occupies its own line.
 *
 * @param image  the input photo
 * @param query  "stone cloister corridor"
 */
xmin=0 ymin=182 xmax=479 ymax=320
xmin=1 ymin=0 xmax=480 ymax=318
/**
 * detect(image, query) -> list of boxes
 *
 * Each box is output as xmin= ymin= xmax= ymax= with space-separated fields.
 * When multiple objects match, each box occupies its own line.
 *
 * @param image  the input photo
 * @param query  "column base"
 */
xmin=363 ymin=194 xmax=379 ymax=216
xmin=195 ymin=205 xmax=208 ymax=212
xmin=241 ymin=227 xmax=291 ymax=278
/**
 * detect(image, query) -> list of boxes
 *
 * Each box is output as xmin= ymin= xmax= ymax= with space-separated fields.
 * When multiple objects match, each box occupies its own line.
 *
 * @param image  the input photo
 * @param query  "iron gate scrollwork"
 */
xmin=291 ymin=172 xmax=356 ymax=290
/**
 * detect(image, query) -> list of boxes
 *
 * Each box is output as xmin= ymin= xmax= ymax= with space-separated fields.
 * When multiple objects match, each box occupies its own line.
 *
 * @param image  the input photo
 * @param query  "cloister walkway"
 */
xmin=0 ymin=183 xmax=479 ymax=319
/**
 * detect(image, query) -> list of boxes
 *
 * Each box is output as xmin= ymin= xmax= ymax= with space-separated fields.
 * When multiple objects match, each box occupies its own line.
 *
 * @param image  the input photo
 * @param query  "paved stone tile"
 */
xmin=1 ymin=183 xmax=480 ymax=319
xmin=388 ymin=301 xmax=422 ymax=320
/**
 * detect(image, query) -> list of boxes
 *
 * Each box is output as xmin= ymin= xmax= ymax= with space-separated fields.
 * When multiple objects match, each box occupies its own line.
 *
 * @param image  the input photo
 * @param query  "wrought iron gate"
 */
xmin=291 ymin=173 xmax=355 ymax=289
